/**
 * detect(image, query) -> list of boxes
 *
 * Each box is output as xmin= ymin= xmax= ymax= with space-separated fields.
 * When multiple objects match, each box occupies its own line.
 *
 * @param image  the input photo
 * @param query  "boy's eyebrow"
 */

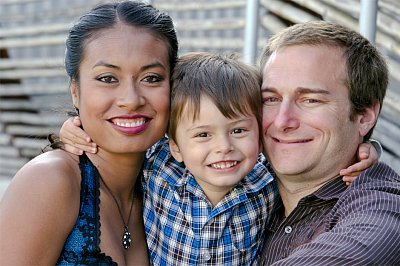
xmin=187 ymin=117 xmax=254 ymax=132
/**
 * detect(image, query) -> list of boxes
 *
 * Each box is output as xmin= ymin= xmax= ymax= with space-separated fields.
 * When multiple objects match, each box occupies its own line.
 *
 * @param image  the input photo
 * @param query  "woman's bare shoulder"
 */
xmin=0 ymin=151 xmax=82 ymax=264
xmin=4 ymin=150 xmax=82 ymax=204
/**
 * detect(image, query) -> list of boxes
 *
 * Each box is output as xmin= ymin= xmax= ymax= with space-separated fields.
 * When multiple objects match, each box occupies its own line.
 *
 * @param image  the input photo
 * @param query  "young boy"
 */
xmin=58 ymin=52 xmax=378 ymax=265
xmin=142 ymin=52 xmax=276 ymax=265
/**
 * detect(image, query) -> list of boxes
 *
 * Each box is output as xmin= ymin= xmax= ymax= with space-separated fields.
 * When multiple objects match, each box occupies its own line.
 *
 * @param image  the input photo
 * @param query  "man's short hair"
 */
xmin=260 ymin=21 xmax=388 ymax=140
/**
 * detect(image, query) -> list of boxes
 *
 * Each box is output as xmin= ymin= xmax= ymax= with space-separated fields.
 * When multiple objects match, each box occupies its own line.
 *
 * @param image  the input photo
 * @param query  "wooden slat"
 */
xmin=0 ymin=134 xmax=11 ymax=145
xmin=0 ymin=35 xmax=66 ymax=49
xmin=13 ymin=137 xmax=49 ymax=150
xmin=261 ymin=0 xmax=320 ymax=23
xmin=20 ymin=148 xmax=44 ymax=158
xmin=174 ymin=18 xmax=245 ymax=31
xmin=0 ymin=156 xmax=28 ymax=170
xmin=0 ymin=146 xmax=19 ymax=157
xmin=0 ymin=84 xmax=69 ymax=96
xmin=6 ymin=125 xmax=60 ymax=136
xmin=156 ymin=0 xmax=246 ymax=11
xmin=0 ymin=68 xmax=66 ymax=79
xmin=0 ymin=112 xmax=66 ymax=126
xmin=0 ymin=58 xmax=64 ymax=70
xmin=180 ymin=37 xmax=243 ymax=49
xmin=373 ymin=117 xmax=400 ymax=157
xmin=0 ymin=23 xmax=70 ymax=38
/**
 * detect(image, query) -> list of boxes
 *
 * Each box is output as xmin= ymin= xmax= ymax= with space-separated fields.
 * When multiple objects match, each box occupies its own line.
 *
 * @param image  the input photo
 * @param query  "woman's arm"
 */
xmin=0 ymin=150 xmax=81 ymax=265
xmin=340 ymin=140 xmax=381 ymax=185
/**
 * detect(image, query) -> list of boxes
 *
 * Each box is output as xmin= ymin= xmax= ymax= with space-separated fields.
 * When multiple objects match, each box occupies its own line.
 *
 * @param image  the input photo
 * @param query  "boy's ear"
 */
xmin=358 ymin=102 xmax=380 ymax=137
xmin=70 ymin=80 xmax=79 ymax=109
xmin=169 ymin=139 xmax=184 ymax=162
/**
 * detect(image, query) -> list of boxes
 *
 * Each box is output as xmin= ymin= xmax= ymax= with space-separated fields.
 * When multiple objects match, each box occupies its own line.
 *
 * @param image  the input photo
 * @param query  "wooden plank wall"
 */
xmin=0 ymin=0 xmax=399 ymax=180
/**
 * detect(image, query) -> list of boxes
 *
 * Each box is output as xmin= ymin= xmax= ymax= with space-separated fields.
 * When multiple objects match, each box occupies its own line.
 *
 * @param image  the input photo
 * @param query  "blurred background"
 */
xmin=1 ymin=0 xmax=399 ymax=198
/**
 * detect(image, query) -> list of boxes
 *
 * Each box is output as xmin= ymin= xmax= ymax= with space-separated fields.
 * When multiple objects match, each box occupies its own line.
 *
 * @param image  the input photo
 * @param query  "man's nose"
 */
xmin=274 ymin=101 xmax=300 ymax=132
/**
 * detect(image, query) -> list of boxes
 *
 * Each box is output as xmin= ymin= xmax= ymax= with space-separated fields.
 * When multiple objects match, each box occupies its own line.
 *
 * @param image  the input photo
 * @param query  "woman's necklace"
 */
xmin=99 ymin=175 xmax=135 ymax=250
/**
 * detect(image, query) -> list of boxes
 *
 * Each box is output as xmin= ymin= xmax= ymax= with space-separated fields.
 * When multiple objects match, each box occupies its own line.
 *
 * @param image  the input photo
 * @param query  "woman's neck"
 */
xmin=86 ymin=150 xmax=144 ymax=201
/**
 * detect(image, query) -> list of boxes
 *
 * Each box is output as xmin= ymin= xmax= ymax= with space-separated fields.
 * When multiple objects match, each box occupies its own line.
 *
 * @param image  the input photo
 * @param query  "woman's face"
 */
xmin=71 ymin=23 xmax=170 ymax=155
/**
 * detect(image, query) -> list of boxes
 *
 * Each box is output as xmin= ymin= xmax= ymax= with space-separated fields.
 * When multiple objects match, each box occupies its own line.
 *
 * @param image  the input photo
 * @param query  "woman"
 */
xmin=0 ymin=1 xmax=178 ymax=264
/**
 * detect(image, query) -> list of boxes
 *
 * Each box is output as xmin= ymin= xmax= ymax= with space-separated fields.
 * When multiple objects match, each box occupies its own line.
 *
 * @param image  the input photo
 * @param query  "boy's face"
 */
xmin=169 ymin=95 xmax=260 ymax=204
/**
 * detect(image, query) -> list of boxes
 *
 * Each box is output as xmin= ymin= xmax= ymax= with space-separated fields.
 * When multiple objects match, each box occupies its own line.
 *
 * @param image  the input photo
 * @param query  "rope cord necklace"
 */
xmin=99 ymin=175 xmax=134 ymax=250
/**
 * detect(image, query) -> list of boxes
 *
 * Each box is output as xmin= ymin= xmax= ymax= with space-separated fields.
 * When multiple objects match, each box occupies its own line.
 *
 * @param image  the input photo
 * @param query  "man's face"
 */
xmin=261 ymin=44 xmax=364 ymax=182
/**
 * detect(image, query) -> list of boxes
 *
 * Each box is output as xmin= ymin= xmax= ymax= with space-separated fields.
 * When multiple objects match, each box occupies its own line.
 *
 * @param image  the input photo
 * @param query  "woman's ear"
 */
xmin=169 ymin=139 xmax=184 ymax=162
xmin=359 ymin=102 xmax=380 ymax=137
xmin=70 ymin=80 xmax=79 ymax=109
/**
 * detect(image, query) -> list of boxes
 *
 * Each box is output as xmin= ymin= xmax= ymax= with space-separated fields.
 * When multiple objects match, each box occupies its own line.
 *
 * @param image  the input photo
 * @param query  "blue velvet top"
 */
xmin=57 ymin=154 xmax=117 ymax=265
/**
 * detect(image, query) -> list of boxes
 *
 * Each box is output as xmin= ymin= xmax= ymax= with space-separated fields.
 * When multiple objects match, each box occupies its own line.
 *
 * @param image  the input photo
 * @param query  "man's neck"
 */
xmin=277 ymin=174 xmax=340 ymax=217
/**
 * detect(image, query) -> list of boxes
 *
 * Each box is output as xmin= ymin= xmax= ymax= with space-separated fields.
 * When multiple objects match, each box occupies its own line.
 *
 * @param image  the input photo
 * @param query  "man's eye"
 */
xmin=98 ymin=76 xmax=117 ymax=83
xmin=263 ymin=96 xmax=280 ymax=105
xmin=302 ymin=98 xmax=323 ymax=105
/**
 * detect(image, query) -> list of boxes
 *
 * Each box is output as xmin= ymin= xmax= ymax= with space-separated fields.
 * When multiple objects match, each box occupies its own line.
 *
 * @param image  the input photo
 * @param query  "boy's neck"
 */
xmin=195 ymin=178 xmax=232 ymax=207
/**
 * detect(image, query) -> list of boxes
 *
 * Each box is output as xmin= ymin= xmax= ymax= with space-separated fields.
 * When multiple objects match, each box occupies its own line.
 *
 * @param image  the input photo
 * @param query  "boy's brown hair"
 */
xmin=168 ymin=52 xmax=262 ymax=143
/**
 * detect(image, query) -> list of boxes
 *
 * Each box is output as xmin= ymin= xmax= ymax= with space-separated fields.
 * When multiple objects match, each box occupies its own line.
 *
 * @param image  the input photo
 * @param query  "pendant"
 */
xmin=122 ymin=226 xmax=132 ymax=249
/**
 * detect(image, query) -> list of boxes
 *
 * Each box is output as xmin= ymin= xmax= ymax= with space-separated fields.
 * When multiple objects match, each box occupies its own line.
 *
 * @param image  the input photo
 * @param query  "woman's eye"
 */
xmin=143 ymin=75 xmax=163 ymax=83
xmin=97 ymin=76 xmax=117 ymax=83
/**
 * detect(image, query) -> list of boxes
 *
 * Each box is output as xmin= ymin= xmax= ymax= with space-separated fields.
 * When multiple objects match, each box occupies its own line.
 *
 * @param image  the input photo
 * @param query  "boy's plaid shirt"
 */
xmin=142 ymin=137 xmax=278 ymax=265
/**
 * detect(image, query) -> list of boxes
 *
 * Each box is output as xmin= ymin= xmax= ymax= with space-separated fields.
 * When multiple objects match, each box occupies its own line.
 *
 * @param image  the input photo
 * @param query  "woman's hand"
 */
xmin=60 ymin=116 xmax=97 ymax=155
xmin=340 ymin=141 xmax=379 ymax=185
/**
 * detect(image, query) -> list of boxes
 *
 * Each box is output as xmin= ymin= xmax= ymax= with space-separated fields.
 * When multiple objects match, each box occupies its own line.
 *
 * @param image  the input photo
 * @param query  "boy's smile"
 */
xmin=169 ymin=95 xmax=260 ymax=205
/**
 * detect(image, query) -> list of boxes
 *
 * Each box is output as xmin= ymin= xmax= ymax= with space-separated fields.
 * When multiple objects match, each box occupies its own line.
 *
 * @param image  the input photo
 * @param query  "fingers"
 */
xmin=60 ymin=117 xmax=92 ymax=146
xmin=340 ymin=160 xmax=367 ymax=177
xmin=342 ymin=175 xmax=358 ymax=185
xmin=357 ymin=142 xmax=371 ymax=160
xmin=63 ymin=144 xmax=84 ymax=156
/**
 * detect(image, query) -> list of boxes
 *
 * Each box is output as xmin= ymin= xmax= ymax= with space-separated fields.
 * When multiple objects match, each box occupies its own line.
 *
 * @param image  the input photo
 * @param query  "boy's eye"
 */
xmin=195 ymin=132 xmax=209 ymax=138
xmin=231 ymin=128 xmax=246 ymax=134
xmin=97 ymin=75 xmax=118 ymax=83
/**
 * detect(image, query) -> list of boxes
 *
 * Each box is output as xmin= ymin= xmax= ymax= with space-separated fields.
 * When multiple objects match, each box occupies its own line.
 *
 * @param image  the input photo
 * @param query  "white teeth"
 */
xmin=211 ymin=161 xmax=238 ymax=169
xmin=113 ymin=119 xmax=146 ymax=128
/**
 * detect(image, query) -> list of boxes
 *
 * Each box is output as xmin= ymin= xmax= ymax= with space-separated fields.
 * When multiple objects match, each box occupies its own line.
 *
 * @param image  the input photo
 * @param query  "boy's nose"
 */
xmin=215 ymin=135 xmax=234 ymax=154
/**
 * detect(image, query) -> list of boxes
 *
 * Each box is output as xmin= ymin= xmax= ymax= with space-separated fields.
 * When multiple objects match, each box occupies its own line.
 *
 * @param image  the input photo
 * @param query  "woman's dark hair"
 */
xmin=65 ymin=0 xmax=178 ymax=81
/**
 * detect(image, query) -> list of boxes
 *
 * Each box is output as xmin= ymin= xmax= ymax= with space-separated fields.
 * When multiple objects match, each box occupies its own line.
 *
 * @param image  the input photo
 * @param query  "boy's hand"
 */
xmin=340 ymin=142 xmax=379 ymax=185
xmin=60 ymin=116 xmax=97 ymax=155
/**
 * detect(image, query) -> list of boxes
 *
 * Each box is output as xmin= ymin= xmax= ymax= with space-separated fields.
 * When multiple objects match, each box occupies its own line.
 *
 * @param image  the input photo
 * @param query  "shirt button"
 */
xmin=284 ymin=226 xmax=293 ymax=234
xmin=202 ymin=250 xmax=211 ymax=261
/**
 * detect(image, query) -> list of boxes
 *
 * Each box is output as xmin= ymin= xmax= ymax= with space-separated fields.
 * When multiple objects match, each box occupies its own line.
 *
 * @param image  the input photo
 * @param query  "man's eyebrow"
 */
xmin=261 ymin=87 xmax=276 ymax=93
xmin=261 ymin=86 xmax=330 ymax=94
xmin=296 ymin=87 xmax=330 ymax=94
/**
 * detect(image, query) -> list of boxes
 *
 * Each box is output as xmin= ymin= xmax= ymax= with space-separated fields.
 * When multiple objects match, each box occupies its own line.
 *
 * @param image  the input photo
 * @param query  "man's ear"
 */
xmin=169 ymin=139 xmax=184 ymax=162
xmin=359 ymin=102 xmax=380 ymax=137
xmin=70 ymin=80 xmax=79 ymax=109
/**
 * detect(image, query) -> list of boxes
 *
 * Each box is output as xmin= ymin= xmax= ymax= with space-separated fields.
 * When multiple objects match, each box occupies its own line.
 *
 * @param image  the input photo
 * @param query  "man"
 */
xmin=260 ymin=21 xmax=400 ymax=265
